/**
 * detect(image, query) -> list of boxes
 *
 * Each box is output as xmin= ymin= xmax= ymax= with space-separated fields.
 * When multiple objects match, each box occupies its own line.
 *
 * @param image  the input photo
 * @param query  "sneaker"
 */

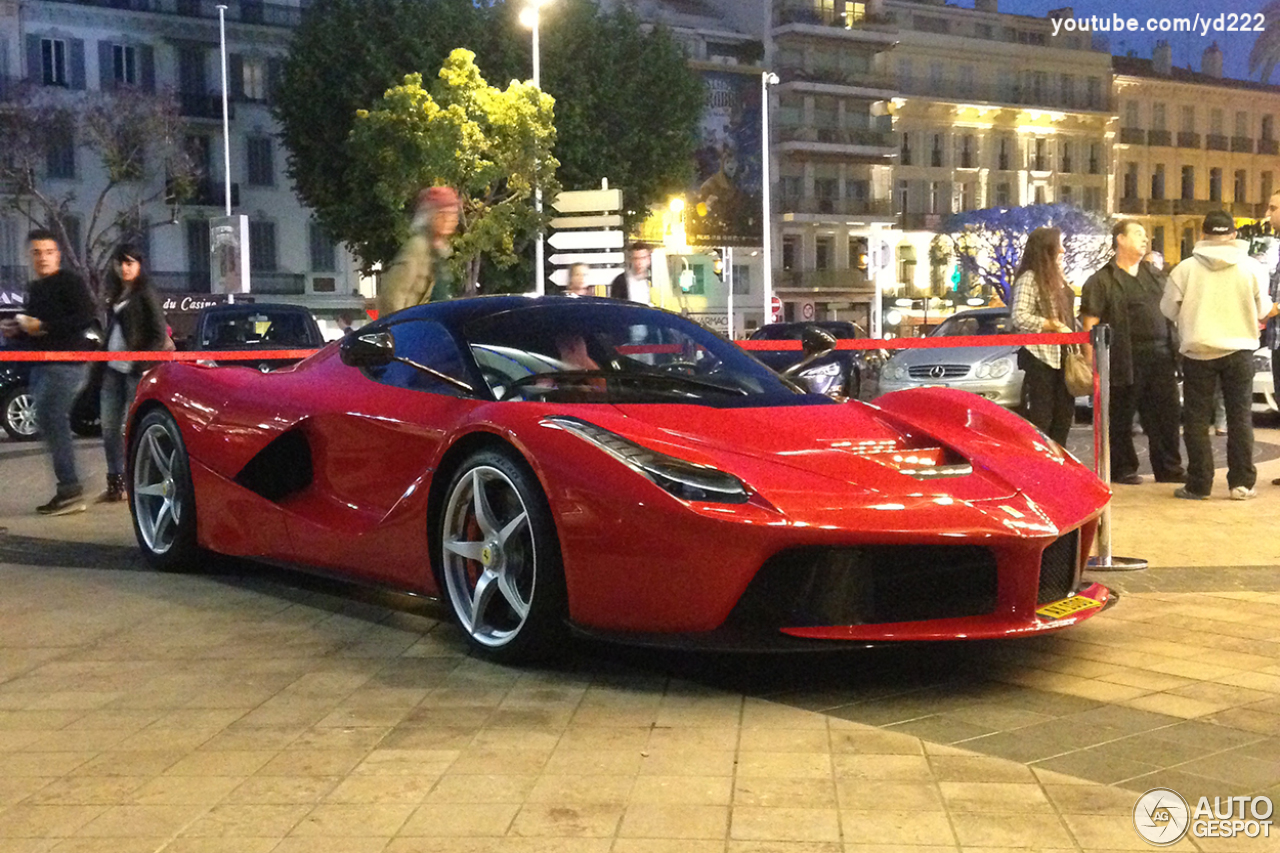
xmin=1112 ymin=473 xmax=1143 ymax=486
xmin=1173 ymin=487 xmax=1210 ymax=501
xmin=1230 ymin=486 xmax=1258 ymax=501
xmin=37 ymin=493 xmax=87 ymax=516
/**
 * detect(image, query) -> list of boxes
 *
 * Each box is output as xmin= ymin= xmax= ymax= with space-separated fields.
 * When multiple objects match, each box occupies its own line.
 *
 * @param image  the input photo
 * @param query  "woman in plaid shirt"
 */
xmin=1011 ymin=227 xmax=1077 ymax=444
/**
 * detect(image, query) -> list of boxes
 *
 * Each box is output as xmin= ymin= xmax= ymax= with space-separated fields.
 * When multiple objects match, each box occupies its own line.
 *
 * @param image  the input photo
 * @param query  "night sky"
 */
xmin=1004 ymin=0 xmax=1273 ymax=83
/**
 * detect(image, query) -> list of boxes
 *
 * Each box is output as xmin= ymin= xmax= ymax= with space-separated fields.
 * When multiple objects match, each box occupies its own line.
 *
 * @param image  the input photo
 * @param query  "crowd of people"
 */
xmin=7 ymin=182 xmax=1280 ymax=513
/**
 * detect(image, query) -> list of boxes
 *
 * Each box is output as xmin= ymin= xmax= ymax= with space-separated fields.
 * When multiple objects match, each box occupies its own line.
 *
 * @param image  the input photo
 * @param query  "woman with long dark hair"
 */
xmin=97 ymin=244 xmax=167 ymax=503
xmin=1011 ymin=227 xmax=1077 ymax=444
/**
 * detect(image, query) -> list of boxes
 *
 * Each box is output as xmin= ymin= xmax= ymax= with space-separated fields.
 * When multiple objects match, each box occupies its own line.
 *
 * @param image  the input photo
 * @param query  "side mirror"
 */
xmin=800 ymin=326 xmax=837 ymax=359
xmin=340 ymin=329 xmax=395 ymax=368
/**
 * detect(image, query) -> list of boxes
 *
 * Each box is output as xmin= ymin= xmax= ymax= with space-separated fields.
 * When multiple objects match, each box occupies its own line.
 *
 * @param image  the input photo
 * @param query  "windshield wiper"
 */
xmin=506 ymin=370 xmax=748 ymax=397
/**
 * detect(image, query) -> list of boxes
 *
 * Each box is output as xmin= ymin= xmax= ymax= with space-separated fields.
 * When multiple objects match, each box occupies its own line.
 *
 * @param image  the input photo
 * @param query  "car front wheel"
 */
xmin=2 ymin=386 xmax=38 ymax=441
xmin=129 ymin=408 xmax=201 ymax=571
xmin=438 ymin=449 xmax=567 ymax=663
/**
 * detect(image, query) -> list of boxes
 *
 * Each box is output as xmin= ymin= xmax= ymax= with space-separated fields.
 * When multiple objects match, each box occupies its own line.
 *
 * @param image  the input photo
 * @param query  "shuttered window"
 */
xmin=249 ymin=221 xmax=276 ymax=272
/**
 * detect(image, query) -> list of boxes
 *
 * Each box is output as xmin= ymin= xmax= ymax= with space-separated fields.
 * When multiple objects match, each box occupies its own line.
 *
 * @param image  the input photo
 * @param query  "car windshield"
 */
xmin=463 ymin=303 xmax=821 ymax=407
xmin=931 ymin=312 xmax=1012 ymax=338
xmin=201 ymin=311 xmax=315 ymax=348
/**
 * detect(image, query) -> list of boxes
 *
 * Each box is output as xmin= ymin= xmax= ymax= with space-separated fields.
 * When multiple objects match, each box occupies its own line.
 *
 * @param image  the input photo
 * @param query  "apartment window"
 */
xmin=929 ymin=181 xmax=945 ymax=214
xmin=1086 ymin=77 xmax=1102 ymax=109
xmin=1034 ymin=185 xmax=1046 ymax=205
xmin=1152 ymin=225 xmax=1165 ymax=254
xmin=1181 ymin=226 xmax=1195 ymax=259
xmin=960 ymin=182 xmax=975 ymax=210
xmin=309 ymin=222 xmax=337 ymax=272
xmin=845 ymin=180 xmax=869 ymax=202
xmin=997 ymin=137 xmax=1010 ymax=170
xmin=899 ymin=132 xmax=912 ymax=166
xmin=1235 ymin=169 xmax=1248 ymax=202
xmin=1088 ymin=143 xmax=1101 ymax=175
xmin=1060 ymin=141 xmax=1073 ymax=173
xmin=246 ymin=136 xmax=274 ymax=187
xmin=1263 ymin=171 xmax=1274 ymax=204
xmin=1264 ymin=115 xmax=1276 ymax=142
xmin=1123 ymin=162 xmax=1139 ymax=198
xmin=112 ymin=44 xmax=137 ymax=86
xmin=1181 ymin=165 xmax=1195 ymax=200
xmin=897 ymin=179 xmax=909 ymax=214
xmin=996 ymin=68 xmax=1016 ymax=102
xmin=1084 ymin=186 xmax=1103 ymax=211
xmin=781 ymin=234 xmax=799 ymax=271
xmin=931 ymin=134 xmax=943 ymax=167
xmin=960 ymin=134 xmax=974 ymax=168
xmin=41 ymin=38 xmax=67 ymax=86
xmin=243 ymin=56 xmax=268 ymax=101
xmin=897 ymin=57 xmax=912 ymax=85
xmin=1060 ymin=74 xmax=1075 ymax=107
xmin=1180 ymin=105 xmax=1196 ymax=134
xmin=1059 ymin=185 xmax=1073 ymax=204
xmin=995 ymin=182 xmax=1011 ymax=207
xmin=1209 ymin=167 xmax=1222 ymax=202
xmin=780 ymin=176 xmax=802 ymax=200
xmin=1124 ymin=100 xmax=1140 ymax=129
xmin=814 ymin=178 xmax=838 ymax=211
xmin=249 ymin=220 xmax=277 ymax=272
xmin=929 ymin=61 xmax=944 ymax=92
xmin=1152 ymin=102 xmax=1167 ymax=131
xmin=1210 ymin=108 xmax=1224 ymax=135
xmin=49 ymin=215 xmax=81 ymax=258
xmin=815 ymin=235 xmax=834 ymax=270
xmin=1236 ymin=111 xmax=1249 ymax=138
xmin=1033 ymin=137 xmax=1047 ymax=171
xmin=1152 ymin=164 xmax=1165 ymax=199
xmin=46 ymin=128 xmax=75 ymax=179
xmin=958 ymin=65 xmax=975 ymax=97
xmin=731 ymin=264 xmax=750 ymax=296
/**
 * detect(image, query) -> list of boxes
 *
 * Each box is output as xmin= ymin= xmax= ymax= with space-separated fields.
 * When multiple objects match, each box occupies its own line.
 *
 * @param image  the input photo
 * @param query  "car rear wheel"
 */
xmin=439 ymin=449 xmax=567 ymax=663
xmin=2 ymin=386 xmax=38 ymax=441
xmin=129 ymin=409 xmax=200 ymax=572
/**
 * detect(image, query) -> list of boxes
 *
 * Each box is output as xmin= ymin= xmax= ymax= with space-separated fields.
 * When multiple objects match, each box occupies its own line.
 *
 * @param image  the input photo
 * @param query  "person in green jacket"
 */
xmin=376 ymin=186 xmax=461 ymax=317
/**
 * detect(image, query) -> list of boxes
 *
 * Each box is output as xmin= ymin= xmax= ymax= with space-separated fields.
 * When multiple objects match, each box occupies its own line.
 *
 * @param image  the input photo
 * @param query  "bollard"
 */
xmin=1086 ymin=323 xmax=1148 ymax=571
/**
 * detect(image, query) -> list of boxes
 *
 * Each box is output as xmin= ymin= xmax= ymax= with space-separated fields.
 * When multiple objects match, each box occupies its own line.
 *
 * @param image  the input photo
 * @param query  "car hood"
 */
xmin=603 ymin=400 xmax=1019 ymax=502
xmin=886 ymin=343 xmax=1015 ymax=367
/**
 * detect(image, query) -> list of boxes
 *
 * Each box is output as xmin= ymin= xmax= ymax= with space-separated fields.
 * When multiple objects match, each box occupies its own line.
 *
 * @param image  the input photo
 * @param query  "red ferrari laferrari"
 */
xmin=127 ymin=297 xmax=1114 ymax=662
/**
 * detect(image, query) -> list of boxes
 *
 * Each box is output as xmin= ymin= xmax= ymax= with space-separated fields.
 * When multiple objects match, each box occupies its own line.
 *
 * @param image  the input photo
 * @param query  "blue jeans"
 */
xmin=100 ymin=368 xmax=140 ymax=477
xmin=30 ymin=362 xmax=89 ymax=496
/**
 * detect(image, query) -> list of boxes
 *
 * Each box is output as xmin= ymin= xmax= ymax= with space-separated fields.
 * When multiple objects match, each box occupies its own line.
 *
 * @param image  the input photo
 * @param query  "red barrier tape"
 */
xmin=0 ymin=332 xmax=1090 ymax=363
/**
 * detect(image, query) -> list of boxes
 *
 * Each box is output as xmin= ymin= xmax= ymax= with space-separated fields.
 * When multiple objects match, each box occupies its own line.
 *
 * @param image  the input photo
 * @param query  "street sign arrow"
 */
xmin=549 ymin=267 xmax=624 ymax=288
xmin=551 ymin=188 xmax=623 ymax=213
xmin=548 ymin=251 xmax=625 ymax=266
xmin=549 ymin=214 xmax=623 ymax=229
xmin=547 ymin=230 xmax=625 ymax=251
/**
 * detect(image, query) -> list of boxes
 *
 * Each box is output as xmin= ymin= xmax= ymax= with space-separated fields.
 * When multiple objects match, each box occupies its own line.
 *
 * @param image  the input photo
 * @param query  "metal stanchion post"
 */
xmin=1087 ymin=323 xmax=1148 ymax=571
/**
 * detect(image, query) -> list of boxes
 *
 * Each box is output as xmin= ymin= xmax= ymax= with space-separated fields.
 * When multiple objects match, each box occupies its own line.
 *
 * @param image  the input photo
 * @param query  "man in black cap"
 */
xmin=1161 ymin=210 xmax=1275 ymax=500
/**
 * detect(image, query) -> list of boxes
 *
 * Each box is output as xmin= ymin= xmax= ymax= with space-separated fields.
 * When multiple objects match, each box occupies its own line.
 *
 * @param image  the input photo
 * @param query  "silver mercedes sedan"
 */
xmin=877 ymin=307 xmax=1025 ymax=408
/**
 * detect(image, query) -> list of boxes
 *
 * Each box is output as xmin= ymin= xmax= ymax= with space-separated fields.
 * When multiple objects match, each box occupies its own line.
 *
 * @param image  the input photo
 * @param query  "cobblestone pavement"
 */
xmin=0 ymin=433 xmax=1277 ymax=852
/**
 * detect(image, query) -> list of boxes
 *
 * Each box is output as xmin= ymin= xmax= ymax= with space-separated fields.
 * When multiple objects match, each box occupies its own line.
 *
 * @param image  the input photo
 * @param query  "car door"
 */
xmin=281 ymin=319 xmax=484 ymax=590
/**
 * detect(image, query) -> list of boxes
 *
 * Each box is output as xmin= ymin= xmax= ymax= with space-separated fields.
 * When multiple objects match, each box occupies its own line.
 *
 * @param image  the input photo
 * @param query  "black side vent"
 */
xmin=1037 ymin=529 xmax=1080 ymax=604
xmin=234 ymin=430 xmax=313 ymax=502
xmin=727 ymin=545 xmax=998 ymax=629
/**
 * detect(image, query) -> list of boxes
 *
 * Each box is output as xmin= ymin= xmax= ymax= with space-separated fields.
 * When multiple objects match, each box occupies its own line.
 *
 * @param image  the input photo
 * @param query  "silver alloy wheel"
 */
xmin=133 ymin=423 xmax=182 ymax=555
xmin=441 ymin=466 xmax=535 ymax=648
xmin=6 ymin=391 xmax=37 ymax=438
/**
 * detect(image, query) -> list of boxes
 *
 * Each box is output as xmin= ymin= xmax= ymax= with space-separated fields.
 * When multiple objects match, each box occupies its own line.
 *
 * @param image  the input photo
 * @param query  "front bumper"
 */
xmin=879 ymin=377 xmax=1022 ymax=409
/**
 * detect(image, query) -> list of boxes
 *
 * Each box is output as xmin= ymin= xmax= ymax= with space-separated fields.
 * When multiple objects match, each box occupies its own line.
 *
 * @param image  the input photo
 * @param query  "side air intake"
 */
xmin=234 ymin=430 xmax=313 ymax=501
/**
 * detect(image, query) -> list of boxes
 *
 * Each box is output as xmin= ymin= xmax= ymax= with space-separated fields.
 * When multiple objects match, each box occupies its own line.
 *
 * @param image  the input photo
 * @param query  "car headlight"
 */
xmin=798 ymin=361 xmax=841 ymax=380
xmin=798 ymin=361 xmax=843 ymax=396
xmin=543 ymin=416 xmax=750 ymax=504
xmin=975 ymin=357 xmax=1014 ymax=380
xmin=882 ymin=362 xmax=905 ymax=381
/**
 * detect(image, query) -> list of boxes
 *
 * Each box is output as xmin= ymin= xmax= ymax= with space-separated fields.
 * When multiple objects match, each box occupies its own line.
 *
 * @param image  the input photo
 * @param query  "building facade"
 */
xmin=0 ymin=0 xmax=363 ymax=329
xmin=1112 ymin=42 xmax=1280 ymax=265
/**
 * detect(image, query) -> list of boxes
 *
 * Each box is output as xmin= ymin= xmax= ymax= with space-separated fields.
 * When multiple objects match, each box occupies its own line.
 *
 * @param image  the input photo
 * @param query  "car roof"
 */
xmin=381 ymin=295 xmax=684 ymax=333
xmin=198 ymin=303 xmax=315 ymax=317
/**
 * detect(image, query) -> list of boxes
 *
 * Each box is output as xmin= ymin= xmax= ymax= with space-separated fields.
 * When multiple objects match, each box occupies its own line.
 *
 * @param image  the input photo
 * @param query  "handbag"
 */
xmin=1062 ymin=344 xmax=1093 ymax=397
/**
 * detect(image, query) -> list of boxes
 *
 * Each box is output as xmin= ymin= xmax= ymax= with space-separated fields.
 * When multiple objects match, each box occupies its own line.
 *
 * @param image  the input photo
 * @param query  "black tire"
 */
xmin=437 ymin=448 xmax=567 ymax=663
xmin=1 ymin=385 xmax=38 ymax=441
xmin=128 ymin=408 xmax=202 ymax=572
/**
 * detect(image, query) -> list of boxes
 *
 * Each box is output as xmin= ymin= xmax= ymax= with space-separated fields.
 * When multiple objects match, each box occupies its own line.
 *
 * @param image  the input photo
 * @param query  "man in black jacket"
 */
xmin=1081 ymin=219 xmax=1184 ymax=485
xmin=609 ymin=242 xmax=652 ymax=303
xmin=0 ymin=230 xmax=97 ymax=514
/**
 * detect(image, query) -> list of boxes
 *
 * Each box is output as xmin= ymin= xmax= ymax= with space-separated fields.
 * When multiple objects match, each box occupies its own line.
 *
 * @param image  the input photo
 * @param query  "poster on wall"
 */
xmin=686 ymin=70 xmax=763 ymax=248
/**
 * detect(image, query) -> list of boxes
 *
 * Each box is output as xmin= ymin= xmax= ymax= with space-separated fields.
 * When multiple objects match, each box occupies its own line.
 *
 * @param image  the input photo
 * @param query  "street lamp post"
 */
xmin=761 ymin=71 xmax=779 ymax=325
xmin=216 ymin=4 xmax=233 ymax=303
xmin=521 ymin=1 xmax=551 ymax=295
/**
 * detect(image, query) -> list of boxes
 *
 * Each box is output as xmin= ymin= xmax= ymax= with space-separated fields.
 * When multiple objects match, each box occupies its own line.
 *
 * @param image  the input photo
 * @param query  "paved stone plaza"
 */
xmin=0 ymin=432 xmax=1278 ymax=852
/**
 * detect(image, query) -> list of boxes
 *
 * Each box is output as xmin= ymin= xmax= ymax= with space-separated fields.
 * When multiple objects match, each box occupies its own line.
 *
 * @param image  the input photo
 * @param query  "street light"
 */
xmin=761 ymin=71 xmax=779 ymax=325
xmin=521 ymin=0 xmax=553 ymax=295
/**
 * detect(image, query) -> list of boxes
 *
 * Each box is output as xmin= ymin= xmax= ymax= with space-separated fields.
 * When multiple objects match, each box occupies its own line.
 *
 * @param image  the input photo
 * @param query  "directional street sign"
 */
xmin=549 ymin=268 xmax=623 ymax=288
xmin=547 ymin=230 xmax=625 ymax=251
xmin=551 ymin=188 xmax=622 ymax=213
xmin=549 ymin=214 xmax=622 ymax=230
xmin=548 ymin=251 xmax=624 ymax=267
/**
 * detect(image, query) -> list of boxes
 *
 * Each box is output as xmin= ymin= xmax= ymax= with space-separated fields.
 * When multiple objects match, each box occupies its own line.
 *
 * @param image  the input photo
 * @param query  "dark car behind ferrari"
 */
xmin=182 ymin=303 xmax=324 ymax=372
xmin=748 ymin=321 xmax=869 ymax=399
xmin=0 ymin=307 xmax=101 ymax=441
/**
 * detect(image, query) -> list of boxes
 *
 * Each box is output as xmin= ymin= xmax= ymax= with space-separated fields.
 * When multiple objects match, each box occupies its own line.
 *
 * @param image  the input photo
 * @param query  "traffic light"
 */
xmin=710 ymin=250 xmax=724 ymax=276
xmin=950 ymin=266 xmax=962 ymax=289
xmin=851 ymin=237 xmax=868 ymax=272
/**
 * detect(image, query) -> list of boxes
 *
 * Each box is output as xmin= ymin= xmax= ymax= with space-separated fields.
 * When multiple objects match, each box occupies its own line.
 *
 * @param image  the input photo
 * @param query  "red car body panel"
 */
xmin=129 ymin=311 xmax=1114 ymax=646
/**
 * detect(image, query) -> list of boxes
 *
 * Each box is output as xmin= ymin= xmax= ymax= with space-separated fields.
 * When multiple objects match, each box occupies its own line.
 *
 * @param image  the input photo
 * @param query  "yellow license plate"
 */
xmin=1036 ymin=595 xmax=1103 ymax=620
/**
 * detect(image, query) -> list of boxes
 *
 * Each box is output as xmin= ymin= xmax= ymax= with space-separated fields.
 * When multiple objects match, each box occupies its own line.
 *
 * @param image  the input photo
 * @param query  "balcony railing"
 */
xmin=776 ymin=125 xmax=895 ymax=149
xmin=169 ymin=179 xmax=240 ymax=207
xmin=1206 ymin=134 xmax=1229 ymax=151
xmin=779 ymin=197 xmax=894 ymax=217
xmin=1118 ymin=197 xmax=1144 ymax=214
xmin=900 ymin=213 xmax=943 ymax=231
xmin=776 ymin=64 xmax=897 ymax=92
xmin=775 ymin=269 xmax=876 ymax=291
xmin=1260 ymin=138 xmax=1279 ymax=155
xmin=1231 ymin=201 xmax=1262 ymax=217
xmin=1119 ymin=128 xmax=1145 ymax=144
xmin=896 ymin=76 xmax=1109 ymax=112
xmin=1232 ymin=136 xmax=1255 ymax=153
xmin=1147 ymin=130 xmax=1172 ymax=147
xmin=39 ymin=0 xmax=305 ymax=27
xmin=1177 ymin=132 xmax=1201 ymax=149
xmin=179 ymin=92 xmax=235 ymax=120
xmin=774 ymin=1 xmax=896 ymax=30
xmin=1147 ymin=199 xmax=1172 ymax=214
xmin=251 ymin=272 xmax=306 ymax=295
xmin=1174 ymin=198 xmax=1218 ymax=215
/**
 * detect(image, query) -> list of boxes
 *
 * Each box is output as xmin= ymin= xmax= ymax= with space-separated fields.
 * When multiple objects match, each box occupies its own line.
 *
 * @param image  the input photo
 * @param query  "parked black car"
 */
xmin=182 ymin=303 xmax=324 ymax=372
xmin=0 ymin=309 xmax=101 ymax=441
xmin=747 ymin=320 xmax=870 ymax=399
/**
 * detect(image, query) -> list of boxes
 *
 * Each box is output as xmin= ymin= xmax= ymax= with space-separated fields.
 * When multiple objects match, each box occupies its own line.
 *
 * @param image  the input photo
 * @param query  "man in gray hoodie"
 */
xmin=1161 ymin=210 xmax=1274 ymax=500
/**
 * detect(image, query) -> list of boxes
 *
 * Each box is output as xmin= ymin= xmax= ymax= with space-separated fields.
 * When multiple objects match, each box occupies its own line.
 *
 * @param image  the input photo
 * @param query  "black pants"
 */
xmin=1019 ymin=348 xmax=1073 ymax=446
xmin=1182 ymin=350 xmax=1254 ymax=495
xmin=1110 ymin=347 xmax=1183 ymax=481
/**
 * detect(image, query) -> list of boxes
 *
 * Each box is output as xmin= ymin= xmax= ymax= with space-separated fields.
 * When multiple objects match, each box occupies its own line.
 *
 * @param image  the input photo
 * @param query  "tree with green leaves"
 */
xmin=274 ymin=0 xmax=704 ymax=278
xmin=0 ymin=85 xmax=195 ymax=292
xmin=350 ymin=50 xmax=558 ymax=294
